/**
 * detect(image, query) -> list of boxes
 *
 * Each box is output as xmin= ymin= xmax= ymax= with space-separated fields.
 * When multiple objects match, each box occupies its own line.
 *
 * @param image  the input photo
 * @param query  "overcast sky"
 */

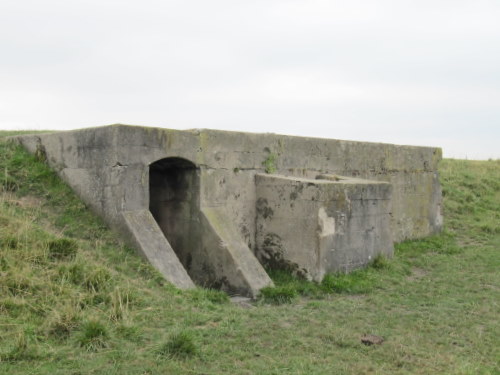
xmin=1 ymin=0 xmax=499 ymax=159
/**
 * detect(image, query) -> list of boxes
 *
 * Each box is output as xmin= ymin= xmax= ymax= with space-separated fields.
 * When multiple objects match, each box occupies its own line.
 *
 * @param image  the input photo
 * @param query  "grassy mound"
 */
xmin=1 ymin=132 xmax=498 ymax=374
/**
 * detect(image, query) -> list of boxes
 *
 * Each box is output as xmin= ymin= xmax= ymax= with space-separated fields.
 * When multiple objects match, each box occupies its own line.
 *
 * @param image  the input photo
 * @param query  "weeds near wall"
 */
xmin=187 ymin=288 xmax=230 ymax=304
xmin=259 ymin=285 xmax=298 ymax=304
xmin=262 ymin=152 xmax=278 ymax=174
xmin=259 ymin=254 xmax=396 ymax=303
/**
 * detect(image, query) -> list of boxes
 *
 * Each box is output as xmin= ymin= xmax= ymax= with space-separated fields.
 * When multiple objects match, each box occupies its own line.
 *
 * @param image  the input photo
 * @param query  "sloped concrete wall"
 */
xmin=199 ymin=207 xmax=273 ymax=296
xmin=121 ymin=209 xmax=195 ymax=289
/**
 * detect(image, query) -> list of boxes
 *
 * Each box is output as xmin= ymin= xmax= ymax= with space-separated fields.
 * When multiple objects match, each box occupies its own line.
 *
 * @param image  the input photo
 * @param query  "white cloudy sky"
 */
xmin=1 ymin=0 xmax=499 ymax=159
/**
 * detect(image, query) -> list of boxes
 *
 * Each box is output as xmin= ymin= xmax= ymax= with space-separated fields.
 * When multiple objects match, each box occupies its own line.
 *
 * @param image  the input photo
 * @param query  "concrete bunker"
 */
xmin=149 ymin=157 xmax=200 ymax=274
xmin=13 ymin=125 xmax=443 ymax=297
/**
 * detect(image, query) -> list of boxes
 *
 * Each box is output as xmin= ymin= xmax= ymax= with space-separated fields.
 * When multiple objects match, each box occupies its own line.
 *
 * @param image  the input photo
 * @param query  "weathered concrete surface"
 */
xmin=121 ymin=210 xmax=195 ymax=289
xmin=13 ymin=124 xmax=443 ymax=295
xmin=200 ymin=207 xmax=273 ymax=297
xmin=14 ymin=125 xmax=443 ymax=241
xmin=255 ymin=174 xmax=393 ymax=281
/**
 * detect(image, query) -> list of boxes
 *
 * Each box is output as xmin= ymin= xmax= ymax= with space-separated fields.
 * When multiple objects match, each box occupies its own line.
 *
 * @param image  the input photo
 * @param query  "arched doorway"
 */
xmin=149 ymin=157 xmax=200 ymax=271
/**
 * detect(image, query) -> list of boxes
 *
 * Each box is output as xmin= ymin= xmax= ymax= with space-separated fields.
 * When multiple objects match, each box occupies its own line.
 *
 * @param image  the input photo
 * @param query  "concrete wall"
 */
xmin=193 ymin=129 xmax=443 ymax=243
xmin=14 ymin=124 xmax=443 ymax=294
xmin=16 ymin=125 xmax=442 ymax=240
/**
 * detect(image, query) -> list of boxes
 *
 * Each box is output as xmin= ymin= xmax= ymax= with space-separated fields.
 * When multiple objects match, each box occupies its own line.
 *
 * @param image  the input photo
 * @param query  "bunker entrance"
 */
xmin=149 ymin=157 xmax=200 ymax=272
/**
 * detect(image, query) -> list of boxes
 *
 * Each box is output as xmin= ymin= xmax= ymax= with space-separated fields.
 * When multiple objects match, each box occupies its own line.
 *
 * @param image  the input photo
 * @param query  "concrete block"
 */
xmin=255 ymin=174 xmax=394 ymax=280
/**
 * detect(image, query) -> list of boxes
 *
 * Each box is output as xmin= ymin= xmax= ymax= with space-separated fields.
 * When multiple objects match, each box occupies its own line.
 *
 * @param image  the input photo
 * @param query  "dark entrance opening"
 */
xmin=149 ymin=157 xmax=200 ymax=271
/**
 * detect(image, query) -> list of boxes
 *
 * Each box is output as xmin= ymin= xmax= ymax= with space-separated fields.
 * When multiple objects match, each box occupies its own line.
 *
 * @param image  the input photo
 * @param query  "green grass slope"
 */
xmin=1 ymin=132 xmax=499 ymax=374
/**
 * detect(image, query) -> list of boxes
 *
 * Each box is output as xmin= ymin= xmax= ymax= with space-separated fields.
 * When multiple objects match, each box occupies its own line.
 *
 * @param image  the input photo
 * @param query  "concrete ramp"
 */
xmin=200 ymin=207 xmax=274 ymax=297
xmin=121 ymin=210 xmax=195 ymax=290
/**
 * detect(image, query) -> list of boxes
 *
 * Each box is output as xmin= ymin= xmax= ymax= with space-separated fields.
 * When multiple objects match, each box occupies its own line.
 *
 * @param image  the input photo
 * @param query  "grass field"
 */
xmin=0 ymin=132 xmax=498 ymax=374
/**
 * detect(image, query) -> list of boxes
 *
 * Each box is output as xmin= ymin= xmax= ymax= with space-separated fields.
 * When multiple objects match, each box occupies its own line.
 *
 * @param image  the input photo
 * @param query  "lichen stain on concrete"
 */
xmin=256 ymin=198 xmax=274 ymax=219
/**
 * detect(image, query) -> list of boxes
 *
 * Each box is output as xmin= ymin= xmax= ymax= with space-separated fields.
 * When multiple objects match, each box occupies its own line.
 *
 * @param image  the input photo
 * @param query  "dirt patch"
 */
xmin=279 ymin=321 xmax=293 ymax=329
xmin=406 ymin=267 xmax=428 ymax=282
xmin=0 ymin=192 xmax=43 ymax=208
xmin=361 ymin=334 xmax=384 ymax=345
xmin=230 ymin=296 xmax=255 ymax=309
xmin=18 ymin=195 xmax=43 ymax=208
xmin=345 ymin=294 xmax=367 ymax=300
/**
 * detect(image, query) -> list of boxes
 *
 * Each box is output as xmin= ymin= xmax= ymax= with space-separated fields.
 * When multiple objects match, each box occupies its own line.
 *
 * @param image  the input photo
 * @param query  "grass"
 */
xmin=260 ymin=284 xmax=299 ymax=304
xmin=0 ymin=131 xmax=499 ymax=374
xmin=157 ymin=331 xmax=198 ymax=359
xmin=47 ymin=238 xmax=78 ymax=260
xmin=260 ymin=254 xmax=396 ymax=302
xmin=260 ymin=257 xmax=388 ymax=304
xmin=77 ymin=320 xmax=110 ymax=351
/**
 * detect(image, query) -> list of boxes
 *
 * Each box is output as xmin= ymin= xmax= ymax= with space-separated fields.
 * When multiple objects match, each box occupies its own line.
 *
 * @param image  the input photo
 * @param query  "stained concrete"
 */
xmin=13 ymin=124 xmax=443 ymax=296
